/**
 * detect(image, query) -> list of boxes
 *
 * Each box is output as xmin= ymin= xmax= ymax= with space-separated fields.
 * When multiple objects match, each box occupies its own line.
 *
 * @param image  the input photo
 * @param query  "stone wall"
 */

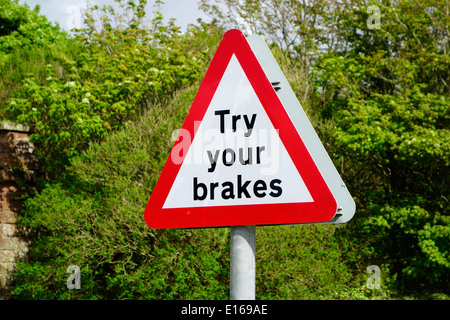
xmin=0 ymin=122 xmax=37 ymax=299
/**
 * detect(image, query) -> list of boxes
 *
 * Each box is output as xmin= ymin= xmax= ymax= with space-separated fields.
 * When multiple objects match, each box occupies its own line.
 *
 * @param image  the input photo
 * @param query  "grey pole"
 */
xmin=230 ymin=225 xmax=256 ymax=300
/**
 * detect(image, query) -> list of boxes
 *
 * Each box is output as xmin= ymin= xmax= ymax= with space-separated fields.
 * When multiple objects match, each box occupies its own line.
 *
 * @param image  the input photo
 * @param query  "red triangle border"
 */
xmin=144 ymin=29 xmax=337 ymax=229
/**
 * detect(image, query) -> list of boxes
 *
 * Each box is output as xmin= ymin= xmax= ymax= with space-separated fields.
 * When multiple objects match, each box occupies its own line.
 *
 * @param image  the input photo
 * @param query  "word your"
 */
xmin=66 ymin=265 xmax=81 ymax=290
xmin=366 ymin=265 xmax=381 ymax=289
xmin=207 ymin=146 xmax=265 ymax=173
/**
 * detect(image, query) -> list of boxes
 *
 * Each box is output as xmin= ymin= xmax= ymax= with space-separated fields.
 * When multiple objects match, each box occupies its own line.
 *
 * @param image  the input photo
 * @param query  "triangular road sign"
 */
xmin=145 ymin=29 xmax=341 ymax=229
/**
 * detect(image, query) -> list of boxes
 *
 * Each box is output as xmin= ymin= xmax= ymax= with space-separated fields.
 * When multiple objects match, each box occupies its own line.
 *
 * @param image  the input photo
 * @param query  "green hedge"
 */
xmin=12 ymin=85 xmax=368 ymax=300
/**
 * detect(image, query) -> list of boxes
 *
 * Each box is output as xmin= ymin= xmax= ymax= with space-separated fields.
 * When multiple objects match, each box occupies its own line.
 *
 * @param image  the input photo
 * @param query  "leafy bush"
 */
xmin=12 ymin=84 xmax=358 ymax=300
xmin=200 ymin=0 xmax=449 ymax=296
xmin=311 ymin=0 xmax=450 ymax=293
xmin=0 ymin=0 xmax=76 ymax=115
xmin=5 ymin=0 xmax=205 ymax=179
xmin=7 ymin=0 xmax=449 ymax=300
xmin=12 ymin=86 xmax=231 ymax=299
xmin=256 ymin=225 xmax=352 ymax=299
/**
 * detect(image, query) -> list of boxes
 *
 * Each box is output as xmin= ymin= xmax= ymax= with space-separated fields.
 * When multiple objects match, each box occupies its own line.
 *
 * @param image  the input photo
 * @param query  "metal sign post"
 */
xmin=230 ymin=225 xmax=255 ymax=300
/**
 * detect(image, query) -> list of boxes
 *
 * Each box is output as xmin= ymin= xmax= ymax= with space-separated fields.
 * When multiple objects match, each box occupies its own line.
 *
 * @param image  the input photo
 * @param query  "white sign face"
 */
xmin=163 ymin=54 xmax=313 ymax=209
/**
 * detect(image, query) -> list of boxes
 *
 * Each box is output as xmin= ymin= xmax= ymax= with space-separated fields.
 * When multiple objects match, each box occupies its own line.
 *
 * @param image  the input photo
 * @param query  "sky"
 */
xmin=19 ymin=0 xmax=210 ymax=32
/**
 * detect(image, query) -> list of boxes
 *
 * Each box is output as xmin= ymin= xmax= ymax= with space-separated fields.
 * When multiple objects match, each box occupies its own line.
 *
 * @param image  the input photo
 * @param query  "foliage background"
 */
xmin=0 ymin=0 xmax=448 ymax=299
